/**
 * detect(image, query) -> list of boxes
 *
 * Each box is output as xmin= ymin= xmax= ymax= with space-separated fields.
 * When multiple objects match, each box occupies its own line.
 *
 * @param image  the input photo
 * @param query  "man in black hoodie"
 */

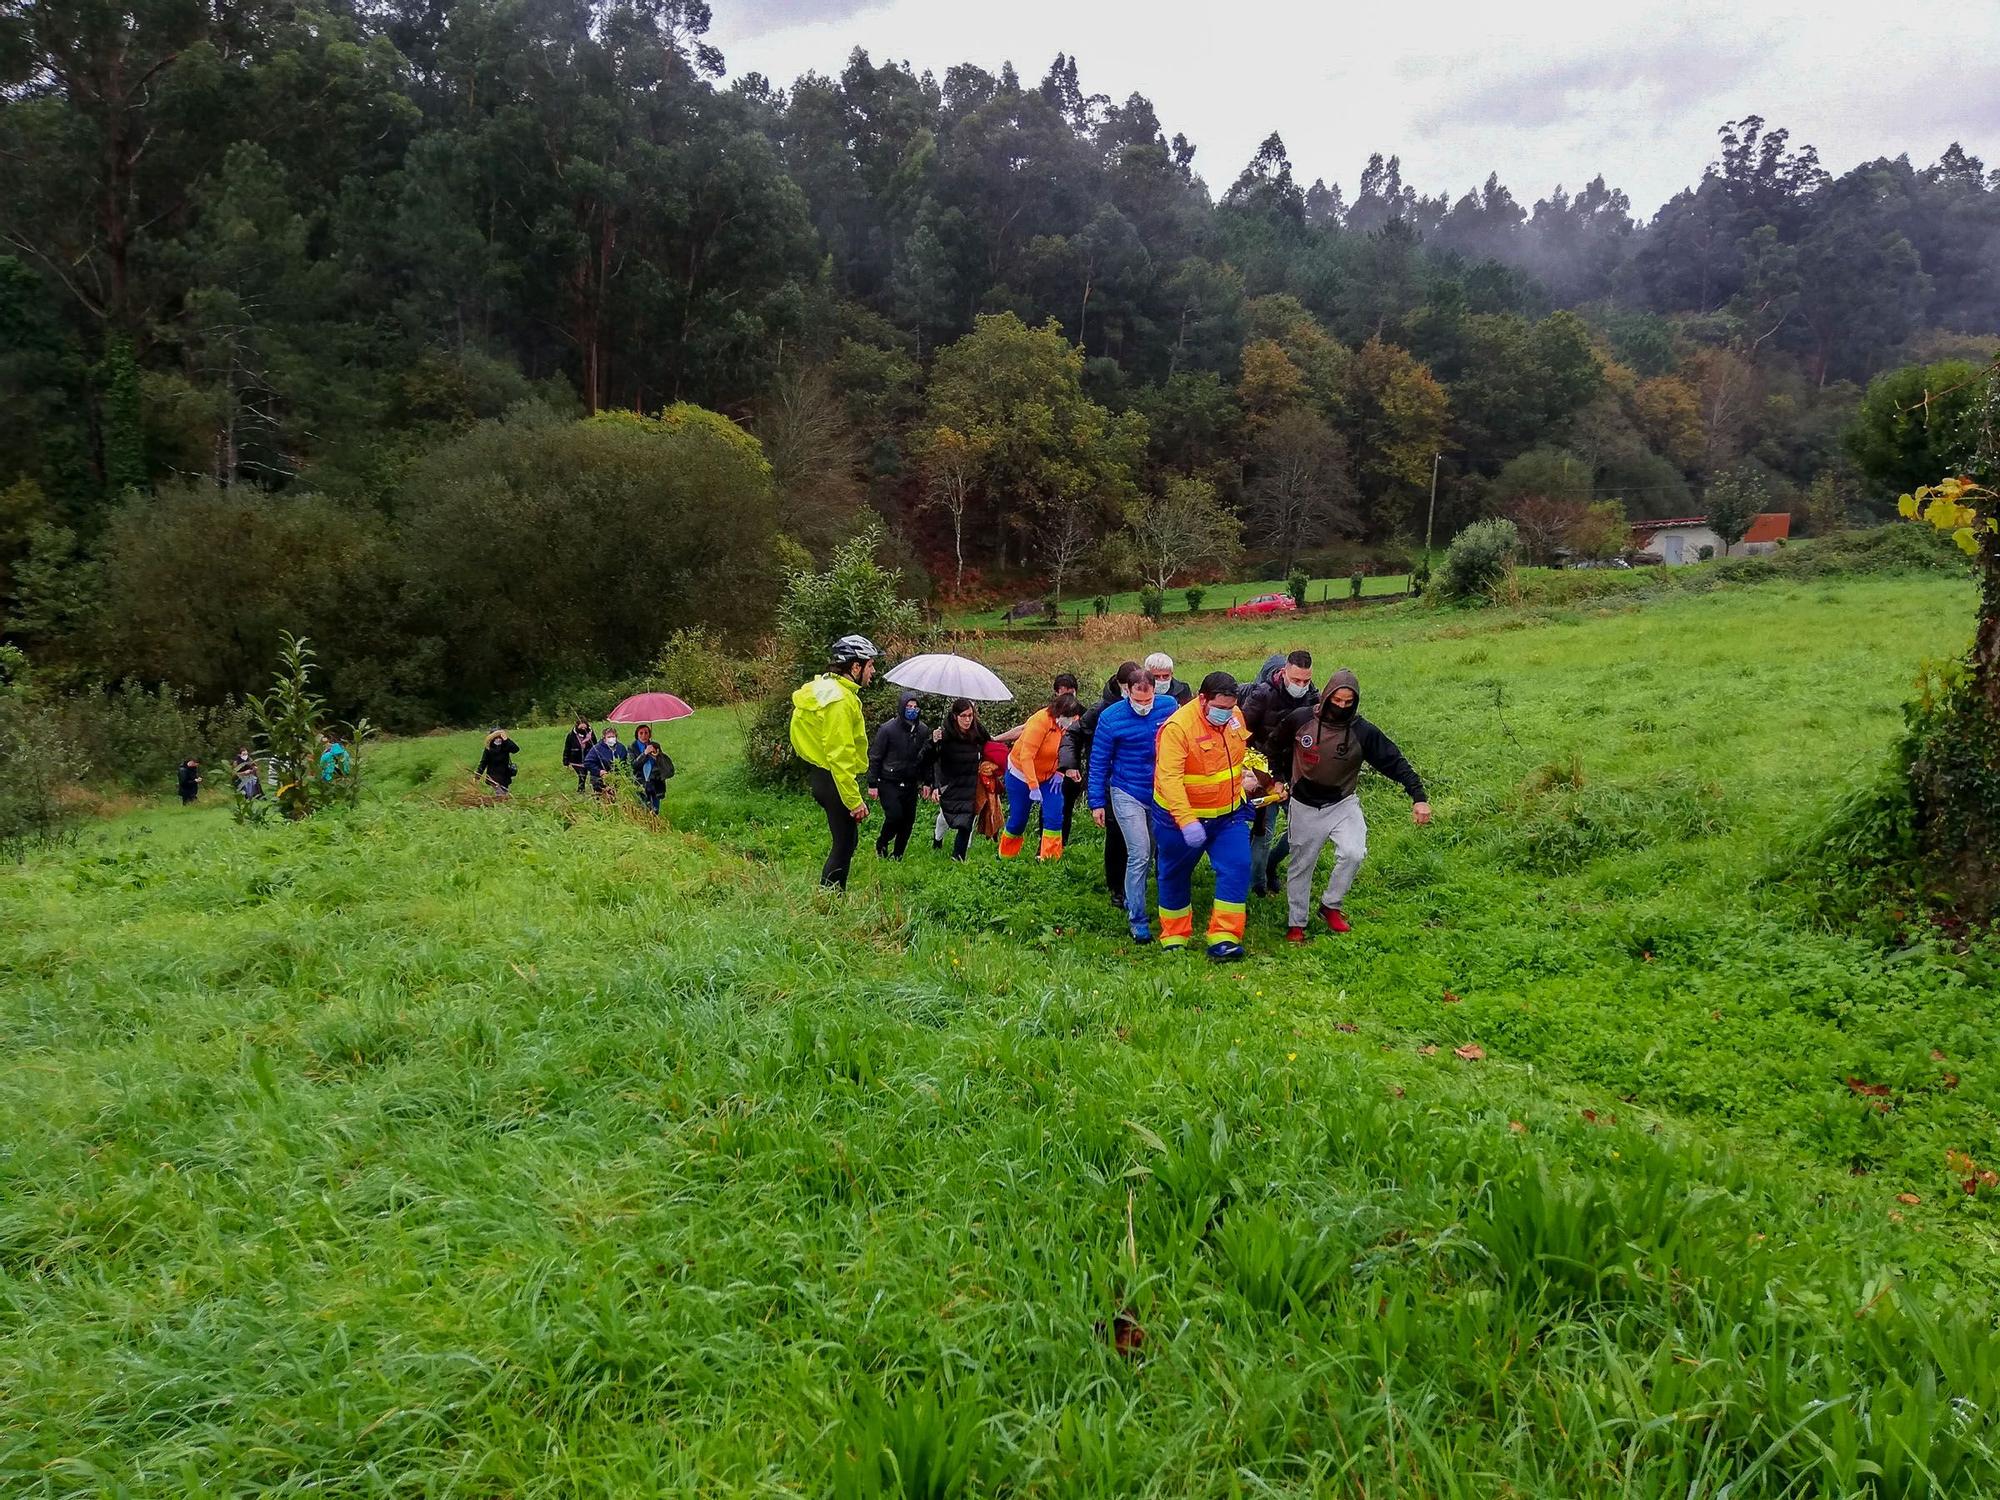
xmin=1278 ymin=668 xmax=1430 ymax=940
xmin=1241 ymin=649 xmax=1314 ymax=895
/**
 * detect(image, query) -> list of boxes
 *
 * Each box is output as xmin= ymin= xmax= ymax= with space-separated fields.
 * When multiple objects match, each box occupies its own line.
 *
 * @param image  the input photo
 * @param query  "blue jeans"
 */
xmin=1108 ymin=788 xmax=1154 ymax=933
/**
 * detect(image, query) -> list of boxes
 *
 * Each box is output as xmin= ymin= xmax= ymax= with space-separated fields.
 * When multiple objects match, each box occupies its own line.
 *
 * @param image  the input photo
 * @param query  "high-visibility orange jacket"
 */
xmin=1153 ymin=697 xmax=1250 ymax=828
xmin=1008 ymin=708 xmax=1064 ymax=783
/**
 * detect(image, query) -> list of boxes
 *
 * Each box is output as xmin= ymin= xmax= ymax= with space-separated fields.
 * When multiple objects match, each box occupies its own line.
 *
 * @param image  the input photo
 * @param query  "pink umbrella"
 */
xmin=605 ymin=692 xmax=695 ymax=724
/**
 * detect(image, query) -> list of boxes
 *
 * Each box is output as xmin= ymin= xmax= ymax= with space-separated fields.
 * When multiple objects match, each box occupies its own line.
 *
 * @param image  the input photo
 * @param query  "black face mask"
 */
xmin=1326 ymin=700 xmax=1357 ymax=725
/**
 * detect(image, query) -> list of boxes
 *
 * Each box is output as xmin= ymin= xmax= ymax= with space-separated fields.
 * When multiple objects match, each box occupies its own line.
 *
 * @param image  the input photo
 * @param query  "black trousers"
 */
xmin=808 ymin=767 xmax=859 ymax=889
xmin=876 ymin=782 xmax=919 ymax=857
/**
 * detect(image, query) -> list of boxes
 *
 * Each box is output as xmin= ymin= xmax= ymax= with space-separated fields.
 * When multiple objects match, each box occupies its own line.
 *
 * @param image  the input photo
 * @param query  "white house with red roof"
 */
xmin=1628 ymin=512 xmax=1791 ymax=564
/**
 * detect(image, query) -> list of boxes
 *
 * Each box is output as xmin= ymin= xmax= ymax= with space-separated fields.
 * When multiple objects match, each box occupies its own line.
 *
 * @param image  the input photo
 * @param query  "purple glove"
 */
xmin=1180 ymin=819 xmax=1207 ymax=850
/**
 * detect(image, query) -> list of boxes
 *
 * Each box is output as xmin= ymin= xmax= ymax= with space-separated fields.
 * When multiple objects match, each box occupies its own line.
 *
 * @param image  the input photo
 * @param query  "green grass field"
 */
xmin=946 ymin=570 xmax=1413 ymax=628
xmin=5 ymin=572 xmax=1998 ymax=1496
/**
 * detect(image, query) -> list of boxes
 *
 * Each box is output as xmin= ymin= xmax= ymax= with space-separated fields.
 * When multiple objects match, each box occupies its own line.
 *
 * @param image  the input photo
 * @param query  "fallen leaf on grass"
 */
xmin=1889 ymin=1210 xmax=1905 ymax=1223
xmin=1896 ymin=1193 xmax=1922 ymax=1205
xmin=1441 ymin=989 xmax=1461 ymax=1004
xmin=1388 ymin=1085 xmax=1406 ymax=1098
xmin=1931 ymin=1049 xmax=1947 ymax=1062
xmin=1581 ymin=1109 xmax=1618 ymax=1127
xmin=1418 ymin=1044 xmax=1439 ymax=1057
xmin=1845 ymin=1078 xmax=1893 ymax=1098
xmin=1335 ymin=1022 xmax=1358 ymax=1034
xmin=1508 ymin=1120 xmax=1526 ymax=1134
xmin=1453 ymin=1044 xmax=1486 ymax=1061
xmin=1942 ymin=1073 xmax=1960 ymax=1090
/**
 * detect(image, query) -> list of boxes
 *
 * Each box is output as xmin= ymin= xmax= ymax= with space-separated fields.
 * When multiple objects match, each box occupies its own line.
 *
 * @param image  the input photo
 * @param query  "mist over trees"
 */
xmin=3 ymin=0 xmax=1998 ymax=723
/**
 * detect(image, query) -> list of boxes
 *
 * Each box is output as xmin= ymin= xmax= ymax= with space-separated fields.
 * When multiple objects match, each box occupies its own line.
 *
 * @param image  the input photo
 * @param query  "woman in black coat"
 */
xmin=561 ymin=718 xmax=597 ymax=793
xmin=927 ymin=697 xmax=988 ymax=861
xmin=477 ymin=728 xmax=521 ymax=797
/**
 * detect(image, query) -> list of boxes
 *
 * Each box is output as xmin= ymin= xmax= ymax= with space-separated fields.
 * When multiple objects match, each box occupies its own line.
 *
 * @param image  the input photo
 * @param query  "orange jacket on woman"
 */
xmin=1007 ymin=708 xmax=1064 ymax=784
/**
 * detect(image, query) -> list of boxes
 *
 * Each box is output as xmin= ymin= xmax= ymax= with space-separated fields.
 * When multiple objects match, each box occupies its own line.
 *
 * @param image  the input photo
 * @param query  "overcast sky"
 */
xmin=707 ymin=0 xmax=2000 ymax=218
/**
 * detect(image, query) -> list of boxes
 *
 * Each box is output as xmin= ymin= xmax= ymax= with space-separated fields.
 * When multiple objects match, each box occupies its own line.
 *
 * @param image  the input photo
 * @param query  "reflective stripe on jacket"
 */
xmin=1153 ymin=698 xmax=1249 ymax=827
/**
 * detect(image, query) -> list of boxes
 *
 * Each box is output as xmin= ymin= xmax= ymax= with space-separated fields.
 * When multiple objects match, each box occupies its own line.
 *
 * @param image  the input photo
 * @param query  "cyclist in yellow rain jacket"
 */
xmin=1152 ymin=670 xmax=1254 ymax=961
xmin=790 ymin=634 xmax=879 ymax=889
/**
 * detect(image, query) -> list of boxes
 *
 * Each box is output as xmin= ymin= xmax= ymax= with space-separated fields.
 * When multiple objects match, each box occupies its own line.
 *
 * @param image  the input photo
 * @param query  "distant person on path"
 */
xmin=177 ymin=759 xmax=202 ymax=805
xmin=1241 ymin=649 xmax=1314 ymax=896
xmin=1088 ymin=661 xmax=1166 ymax=942
xmin=319 ymin=733 xmax=352 ymax=782
xmin=581 ymin=727 xmax=626 ymax=800
xmin=789 ymin=634 xmax=879 ymax=890
xmin=629 ymin=724 xmax=673 ymax=816
xmin=868 ymin=691 xmax=931 ymax=859
xmin=927 ymin=698 xmax=989 ymax=861
xmin=1152 ymin=671 xmax=1254 ymax=962
xmin=477 ymin=727 xmax=520 ymax=798
xmin=1278 ymin=669 xmax=1430 ymax=941
xmin=1001 ymin=690 xmax=1082 ymax=860
xmin=562 ymin=718 xmax=598 ymax=792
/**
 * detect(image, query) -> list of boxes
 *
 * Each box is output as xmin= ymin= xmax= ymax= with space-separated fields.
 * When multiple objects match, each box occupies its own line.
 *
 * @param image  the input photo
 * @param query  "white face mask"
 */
xmin=1130 ymin=697 xmax=1155 ymax=717
xmin=1284 ymin=678 xmax=1309 ymax=697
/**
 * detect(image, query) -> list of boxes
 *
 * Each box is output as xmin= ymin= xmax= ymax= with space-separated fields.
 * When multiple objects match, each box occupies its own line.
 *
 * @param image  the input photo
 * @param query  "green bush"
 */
xmin=1286 ymin=571 xmax=1309 ymax=606
xmin=747 ymin=526 xmax=926 ymax=785
xmin=1184 ymin=585 xmax=1206 ymax=612
xmin=0 ymin=659 xmax=81 ymax=858
xmin=1437 ymin=519 xmax=1520 ymax=603
xmin=1138 ymin=586 xmax=1164 ymax=621
xmin=650 ymin=625 xmax=777 ymax=707
xmin=53 ymin=680 xmax=253 ymax=792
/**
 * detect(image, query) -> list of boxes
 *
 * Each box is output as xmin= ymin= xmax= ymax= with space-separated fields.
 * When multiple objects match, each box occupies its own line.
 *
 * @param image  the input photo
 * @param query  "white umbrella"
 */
xmin=884 ymin=652 xmax=1014 ymax=702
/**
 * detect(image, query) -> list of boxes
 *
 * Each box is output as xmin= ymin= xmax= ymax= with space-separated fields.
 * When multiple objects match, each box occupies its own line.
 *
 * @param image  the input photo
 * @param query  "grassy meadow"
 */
xmin=5 ymin=570 xmax=1999 ymax=1496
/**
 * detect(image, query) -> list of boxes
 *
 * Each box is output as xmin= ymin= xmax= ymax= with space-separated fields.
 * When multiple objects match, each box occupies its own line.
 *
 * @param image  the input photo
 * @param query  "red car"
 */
xmin=1227 ymin=592 xmax=1298 ymax=619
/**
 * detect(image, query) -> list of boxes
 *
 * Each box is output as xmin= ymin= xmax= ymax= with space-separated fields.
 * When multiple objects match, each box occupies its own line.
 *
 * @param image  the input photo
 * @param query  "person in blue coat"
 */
xmin=581 ymin=728 xmax=627 ymax=800
xmin=1087 ymin=660 xmax=1168 ymax=942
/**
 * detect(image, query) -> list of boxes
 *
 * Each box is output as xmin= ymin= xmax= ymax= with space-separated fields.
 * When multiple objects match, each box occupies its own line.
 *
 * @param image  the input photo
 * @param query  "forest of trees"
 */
xmin=3 ymin=0 xmax=1998 ymax=723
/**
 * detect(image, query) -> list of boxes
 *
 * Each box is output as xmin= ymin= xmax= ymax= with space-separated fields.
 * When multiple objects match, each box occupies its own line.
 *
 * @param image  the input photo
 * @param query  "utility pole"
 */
xmin=1424 ymin=452 xmax=1443 ymax=561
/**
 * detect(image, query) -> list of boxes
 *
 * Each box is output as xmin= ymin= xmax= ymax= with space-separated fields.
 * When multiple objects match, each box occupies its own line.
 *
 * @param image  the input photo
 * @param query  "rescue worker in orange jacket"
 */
xmin=1001 ymin=690 xmax=1082 ymax=859
xmin=1152 ymin=670 xmax=1254 ymax=961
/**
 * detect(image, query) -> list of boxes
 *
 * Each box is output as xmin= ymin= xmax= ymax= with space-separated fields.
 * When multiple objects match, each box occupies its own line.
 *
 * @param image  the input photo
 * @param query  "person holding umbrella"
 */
xmin=789 ymin=634 xmax=879 ymax=890
xmin=868 ymin=691 xmax=931 ymax=859
xmin=629 ymin=724 xmax=673 ymax=815
xmin=928 ymin=698 xmax=989 ymax=860
xmin=476 ymin=727 xmax=520 ymax=797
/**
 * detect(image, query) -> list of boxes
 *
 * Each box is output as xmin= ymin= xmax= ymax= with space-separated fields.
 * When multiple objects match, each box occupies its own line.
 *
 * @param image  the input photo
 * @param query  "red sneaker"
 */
xmin=1322 ymin=906 xmax=1351 ymax=934
xmin=1286 ymin=926 xmax=1307 ymax=944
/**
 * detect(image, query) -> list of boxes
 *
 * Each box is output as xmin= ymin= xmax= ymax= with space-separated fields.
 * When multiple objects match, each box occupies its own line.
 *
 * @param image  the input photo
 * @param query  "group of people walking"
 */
xmin=787 ymin=635 xmax=1430 ymax=961
xmin=551 ymin=719 xmax=674 ymax=812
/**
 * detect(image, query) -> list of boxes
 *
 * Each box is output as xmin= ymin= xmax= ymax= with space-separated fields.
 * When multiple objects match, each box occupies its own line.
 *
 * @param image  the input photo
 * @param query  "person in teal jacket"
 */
xmin=789 ymin=634 xmax=880 ymax=890
xmin=319 ymin=733 xmax=353 ymax=782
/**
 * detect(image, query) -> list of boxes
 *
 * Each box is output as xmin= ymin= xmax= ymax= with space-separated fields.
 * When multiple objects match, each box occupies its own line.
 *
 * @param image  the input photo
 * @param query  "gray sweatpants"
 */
xmin=1286 ymin=795 xmax=1367 ymax=927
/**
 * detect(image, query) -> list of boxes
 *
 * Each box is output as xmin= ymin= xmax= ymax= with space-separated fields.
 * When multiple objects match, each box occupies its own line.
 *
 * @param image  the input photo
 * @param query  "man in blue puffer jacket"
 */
xmin=1087 ymin=660 xmax=1169 ymax=942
